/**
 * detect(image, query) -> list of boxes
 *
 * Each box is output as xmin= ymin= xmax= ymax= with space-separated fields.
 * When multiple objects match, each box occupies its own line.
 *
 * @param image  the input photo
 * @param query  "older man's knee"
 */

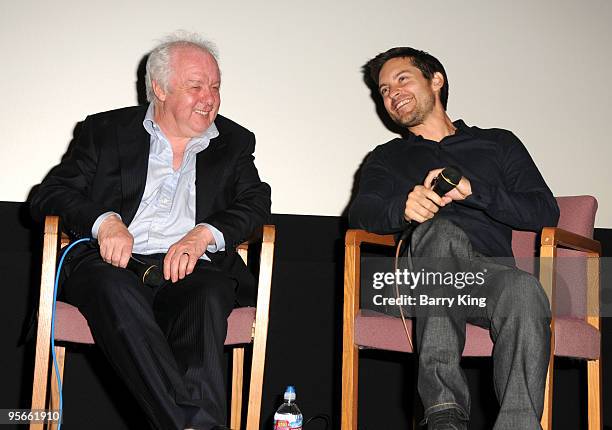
xmin=66 ymin=263 xmax=142 ymax=305
xmin=187 ymin=270 xmax=236 ymax=309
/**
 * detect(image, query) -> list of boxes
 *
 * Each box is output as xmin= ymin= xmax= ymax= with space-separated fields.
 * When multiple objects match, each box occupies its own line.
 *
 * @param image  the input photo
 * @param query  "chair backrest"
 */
xmin=512 ymin=195 xmax=598 ymax=318
xmin=511 ymin=195 xmax=598 ymax=256
xmin=556 ymin=196 xmax=598 ymax=238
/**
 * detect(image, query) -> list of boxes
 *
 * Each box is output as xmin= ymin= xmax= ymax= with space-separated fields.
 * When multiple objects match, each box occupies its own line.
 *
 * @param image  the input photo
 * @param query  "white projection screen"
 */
xmin=2 ymin=0 xmax=611 ymax=226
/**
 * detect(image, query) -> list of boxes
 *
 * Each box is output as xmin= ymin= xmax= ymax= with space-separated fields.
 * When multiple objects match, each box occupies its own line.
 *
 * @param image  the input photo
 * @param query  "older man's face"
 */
xmin=154 ymin=46 xmax=220 ymax=139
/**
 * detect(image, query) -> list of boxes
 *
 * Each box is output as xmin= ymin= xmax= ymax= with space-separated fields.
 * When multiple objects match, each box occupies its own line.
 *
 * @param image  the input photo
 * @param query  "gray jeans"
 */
xmin=392 ymin=218 xmax=551 ymax=429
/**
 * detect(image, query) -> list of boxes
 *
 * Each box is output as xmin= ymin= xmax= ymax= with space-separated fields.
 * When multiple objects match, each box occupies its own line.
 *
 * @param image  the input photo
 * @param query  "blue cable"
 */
xmin=51 ymin=237 xmax=90 ymax=430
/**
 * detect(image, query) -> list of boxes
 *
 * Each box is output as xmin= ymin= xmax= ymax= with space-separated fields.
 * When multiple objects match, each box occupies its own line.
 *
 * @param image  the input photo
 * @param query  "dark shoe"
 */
xmin=427 ymin=408 xmax=467 ymax=430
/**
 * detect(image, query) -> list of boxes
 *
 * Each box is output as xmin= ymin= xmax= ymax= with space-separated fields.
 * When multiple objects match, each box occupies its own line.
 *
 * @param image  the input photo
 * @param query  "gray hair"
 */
xmin=145 ymin=31 xmax=219 ymax=102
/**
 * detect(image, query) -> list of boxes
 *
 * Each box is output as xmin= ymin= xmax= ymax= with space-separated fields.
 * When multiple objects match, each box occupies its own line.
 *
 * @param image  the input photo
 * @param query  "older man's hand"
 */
xmin=163 ymin=225 xmax=215 ymax=283
xmin=98 ymin=215 xmax=134 ymax=268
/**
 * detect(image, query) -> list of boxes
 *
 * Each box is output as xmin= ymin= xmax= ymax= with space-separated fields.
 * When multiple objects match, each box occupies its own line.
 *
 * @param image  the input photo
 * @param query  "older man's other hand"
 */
xmin=98 ymin=215 xmax=134 ymax=268
xmin=163 ymin=225 xmax=215 ymax=283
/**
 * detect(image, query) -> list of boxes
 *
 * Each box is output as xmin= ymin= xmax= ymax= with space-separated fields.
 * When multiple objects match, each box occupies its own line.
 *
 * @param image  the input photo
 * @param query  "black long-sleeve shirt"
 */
xmin=349 ymin=120 xmax=560 ymax=257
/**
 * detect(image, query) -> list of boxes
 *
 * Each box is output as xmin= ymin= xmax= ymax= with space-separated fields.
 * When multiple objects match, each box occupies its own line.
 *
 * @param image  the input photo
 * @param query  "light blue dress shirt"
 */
xmin=92 ymin=103 xmax=225 ymax=260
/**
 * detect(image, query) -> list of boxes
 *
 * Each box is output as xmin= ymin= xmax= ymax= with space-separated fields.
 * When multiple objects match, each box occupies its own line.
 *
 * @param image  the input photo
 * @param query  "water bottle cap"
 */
xmin=284 ymin=385 xmax=296 ymax=400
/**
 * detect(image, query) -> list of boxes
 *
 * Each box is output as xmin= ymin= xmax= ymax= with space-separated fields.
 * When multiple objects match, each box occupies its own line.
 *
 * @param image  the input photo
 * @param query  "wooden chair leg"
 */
xmin=231 ymin=347 xmax=245 ymax=430
xmin=341 ymin=344 xmax=358 ymax=430
xmin=245 ymin=333 xmax=267 ymax=430
xmin=540 ymin=355 xmax=554 ymax=430
xmin=30 ymin=331 xmax=52 ymax=430
xmin=48 ymin=346 xmax=65 ymax=430
xmin=587 ymin=359 xmax=602 ymax=430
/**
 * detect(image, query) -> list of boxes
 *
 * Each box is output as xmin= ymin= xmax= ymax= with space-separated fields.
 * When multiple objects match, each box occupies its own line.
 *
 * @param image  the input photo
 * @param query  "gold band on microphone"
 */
xmin=440 ymin=171 xmax=460 ymax=187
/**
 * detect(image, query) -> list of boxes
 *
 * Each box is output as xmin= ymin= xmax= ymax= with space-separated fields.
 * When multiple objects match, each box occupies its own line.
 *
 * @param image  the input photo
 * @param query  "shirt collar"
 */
xmin=404 ymin=118 xmax=472 ymax=144
xmin=142 ymin=103 xmax=219 ymax=150
xmin=453 ymin=119 xmax=473 ymax=136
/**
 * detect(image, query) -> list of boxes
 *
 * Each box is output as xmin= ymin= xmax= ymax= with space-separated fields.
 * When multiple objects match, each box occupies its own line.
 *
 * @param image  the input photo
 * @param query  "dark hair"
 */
xmin=364 ymin=47 xmax=449 ymax=110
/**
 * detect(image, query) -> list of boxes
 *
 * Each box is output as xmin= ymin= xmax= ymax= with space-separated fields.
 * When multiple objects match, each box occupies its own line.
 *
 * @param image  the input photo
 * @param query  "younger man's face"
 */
xmin=377 ymin=57 xmax=437 ymax=128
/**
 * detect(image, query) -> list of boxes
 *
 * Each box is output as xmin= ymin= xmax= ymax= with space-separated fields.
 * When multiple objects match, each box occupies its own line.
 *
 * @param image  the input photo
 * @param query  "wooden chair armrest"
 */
xmin=343 ymin=229 xmax=395 ymax=323
xmin=237 ymin=225 xmax=275 ymax=250
xmin=40 ymin=216 xmax=61 ymax=303
xmin=539 ymin=227 xmax=601 ymax=330
xmin=345 ymin=229 xmax=396 ymax=248
xmin=541 ymin=227 xmax=601 ymax=255
xmin=261 ymin=225 xmax=275 ymax=245
xmin=44 ymin=216 xmax=61 ymax=240
xmin=37 ymin=216 xmax=61 ymax=326
xmin=254 ymin=225 xmax=275 ymax=305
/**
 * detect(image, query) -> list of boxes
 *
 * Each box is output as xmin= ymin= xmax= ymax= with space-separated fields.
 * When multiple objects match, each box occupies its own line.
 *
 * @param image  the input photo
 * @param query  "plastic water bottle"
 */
xmin=273 ymin=386 xmax=303 ymax=429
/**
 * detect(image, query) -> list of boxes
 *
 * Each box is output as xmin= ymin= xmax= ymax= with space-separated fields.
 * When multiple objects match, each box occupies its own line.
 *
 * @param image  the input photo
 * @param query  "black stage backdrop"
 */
xmin=1 ymin=201 xmax=610 ymax=429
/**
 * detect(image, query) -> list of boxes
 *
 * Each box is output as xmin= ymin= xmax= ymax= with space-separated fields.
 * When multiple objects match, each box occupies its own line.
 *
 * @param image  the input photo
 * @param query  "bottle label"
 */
xmin=273 ymin=412 xmax=303 ymax=429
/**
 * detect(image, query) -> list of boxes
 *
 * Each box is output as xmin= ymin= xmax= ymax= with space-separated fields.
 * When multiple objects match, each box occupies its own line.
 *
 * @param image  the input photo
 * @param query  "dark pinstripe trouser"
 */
xmin=62 ymin=251 xmax=236 ymax=430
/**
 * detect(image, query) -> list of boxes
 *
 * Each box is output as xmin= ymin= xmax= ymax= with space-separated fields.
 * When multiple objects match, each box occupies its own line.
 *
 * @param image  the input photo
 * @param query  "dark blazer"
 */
xmin=31 ymin=105 xmax=271 ymax=305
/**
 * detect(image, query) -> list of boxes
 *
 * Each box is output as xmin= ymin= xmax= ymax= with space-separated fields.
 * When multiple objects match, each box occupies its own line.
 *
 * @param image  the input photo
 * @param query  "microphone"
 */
xmin=431 ymin=165 xmax=462 ymax=197
xmin=89 ymin=240 xmax=165 ymax=287
xmin=126 ymin=256 xmax=165 ymax=288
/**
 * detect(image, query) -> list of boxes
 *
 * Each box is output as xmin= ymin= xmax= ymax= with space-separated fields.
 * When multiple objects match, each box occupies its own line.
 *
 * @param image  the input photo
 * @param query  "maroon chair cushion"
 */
xmin=54 ymin=301 xmax=94 ymax=344
xmin=54 ymin=301 xmax=256 ymax=346
xmin=355 ymin=309 xmax=415 ymax=353
xmin=354 ymin=310 xmax=599 ymax=359
xmin=554 ymin=318 xmax=600 ymax=360
xmin=354 ymin=310 xmax=492 ymax=356
xmin=225 ymin=307 xmax=256 ymax=345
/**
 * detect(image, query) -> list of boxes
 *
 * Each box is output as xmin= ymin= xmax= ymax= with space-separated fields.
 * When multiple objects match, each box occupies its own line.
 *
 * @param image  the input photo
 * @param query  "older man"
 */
xmin=350 ymin=47 xmax=559 ymax=429
xmin=31 ymin=33 xmax=271 ymax=430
